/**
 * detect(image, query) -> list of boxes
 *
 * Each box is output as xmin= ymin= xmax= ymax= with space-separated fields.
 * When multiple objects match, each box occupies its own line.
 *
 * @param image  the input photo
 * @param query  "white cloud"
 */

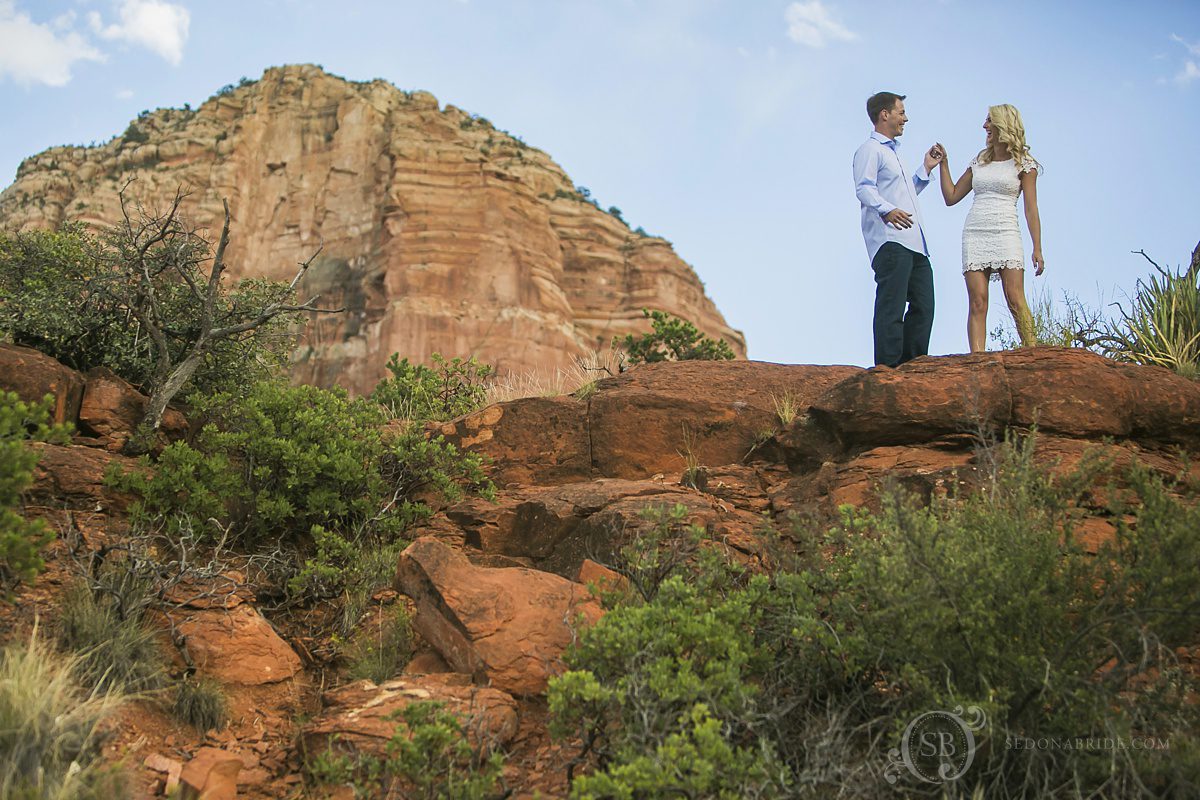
xmin=1170 ymin=33 xmax=1200 ymax=57
xmin=0 ymin=1 xmax=105 ymax=86
xmin=1176 ymin=60 xmax=1200 ymax=86
xmin=1166 ymin=34 xmax=1200 ymax=86
xmin=116 ymin=87 xmax=134 ymax=99
xmin=90 ymin=0 xmax=190 ymax=65
xmin=784 ymin=1 xmax=858 ymax=48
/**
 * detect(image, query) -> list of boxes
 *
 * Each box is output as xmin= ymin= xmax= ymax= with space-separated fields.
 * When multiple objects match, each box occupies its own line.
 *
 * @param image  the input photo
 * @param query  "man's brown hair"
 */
xmin=867 ymin=92 xmax=905 ymax=124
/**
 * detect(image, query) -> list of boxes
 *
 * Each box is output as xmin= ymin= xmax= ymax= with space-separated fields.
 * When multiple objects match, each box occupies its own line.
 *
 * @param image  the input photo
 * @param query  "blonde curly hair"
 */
xmin=977 ymin=103 xmax=1041 ymax=172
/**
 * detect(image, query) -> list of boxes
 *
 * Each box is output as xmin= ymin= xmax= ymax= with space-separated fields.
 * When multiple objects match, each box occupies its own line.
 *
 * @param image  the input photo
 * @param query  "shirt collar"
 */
xmin=871 ymin=130 xmax=897 ymax=148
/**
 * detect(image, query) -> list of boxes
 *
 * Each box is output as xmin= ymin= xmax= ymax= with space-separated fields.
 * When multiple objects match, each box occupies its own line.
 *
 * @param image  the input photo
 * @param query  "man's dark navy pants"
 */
xmin=871 ymin=242 xmax=933 ymax=368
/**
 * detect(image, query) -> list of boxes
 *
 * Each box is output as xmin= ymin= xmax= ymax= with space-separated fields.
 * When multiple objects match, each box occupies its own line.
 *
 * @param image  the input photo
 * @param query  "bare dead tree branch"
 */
xmin=105 ymin=192 xmax=342 ymax=456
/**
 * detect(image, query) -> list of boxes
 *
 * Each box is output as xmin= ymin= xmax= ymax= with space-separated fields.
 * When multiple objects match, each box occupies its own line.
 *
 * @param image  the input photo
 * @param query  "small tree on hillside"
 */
xmin=616 ymin=308 xmax=736 ymax=364
xmin=108 ymin=188 xmax=341 ymax=455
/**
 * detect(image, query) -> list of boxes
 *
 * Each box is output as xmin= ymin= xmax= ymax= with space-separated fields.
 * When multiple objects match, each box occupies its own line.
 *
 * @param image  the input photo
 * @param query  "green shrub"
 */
xmin=307 ymin=700 xmax=507 ymax=799
xmin=345 ymin=606 xmax=415 ymax=684
xmin=0 ymin=225 xmax=299 ymax=397
xmin=109 ymin=381 xmax=492 ymax=607
xmin=551 ymin=436 xmax=1200 ymax=799
xmin=0 ymin=627 xmax=128 ymax=800
xmin=800 ymin=439 xmax=1200 ymax=797
xmin=569 ymin=703 xmax=785 ymax=799
xmin=378 ymin=701 xmax=507 ymax=799
xmin=371 ymin=352 xmax=493 ymax=422
xmin=1074 ymin=247 xmax=1200 ymax=377
xmin=616 ymin=309 xmax=735 ymax=364
xmin=607 ymin=503 xmax=740 ymax=604
xmin=551 ymin=575 xmax=787 ymax=797
xmin=122 ymin=122 xmax=150 ymax=144
xmin=0 ymin=392 xmax=69 ymax=595
xmin=112 ymin=382 xmax=401 ymax=545
xmin=172 ymin=677 xmax=228 ymax=732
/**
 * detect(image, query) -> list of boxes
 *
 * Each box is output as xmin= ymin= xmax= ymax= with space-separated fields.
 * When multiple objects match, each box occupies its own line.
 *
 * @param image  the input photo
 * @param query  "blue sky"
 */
xmin=2 ymin=0 xmax=1198 ymax=367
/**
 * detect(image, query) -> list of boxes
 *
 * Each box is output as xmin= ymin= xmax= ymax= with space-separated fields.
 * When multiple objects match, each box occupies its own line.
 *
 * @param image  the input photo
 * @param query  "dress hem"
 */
xmin=963 ymin=262 xmax=1024 ymax=283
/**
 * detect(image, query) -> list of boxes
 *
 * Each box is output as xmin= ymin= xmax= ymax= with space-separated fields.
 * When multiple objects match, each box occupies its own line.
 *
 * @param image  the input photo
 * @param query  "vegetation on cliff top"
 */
xmin=616 ymin=308 xmax=736 ymax=364
xmin=551 ymin=435 xmax=1200 ymax=799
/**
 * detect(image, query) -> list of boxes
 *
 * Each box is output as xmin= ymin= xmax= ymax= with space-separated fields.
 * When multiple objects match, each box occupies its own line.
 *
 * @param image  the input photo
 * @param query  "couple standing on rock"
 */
xmin=853 ymin=90 xmax=1044 ymax=367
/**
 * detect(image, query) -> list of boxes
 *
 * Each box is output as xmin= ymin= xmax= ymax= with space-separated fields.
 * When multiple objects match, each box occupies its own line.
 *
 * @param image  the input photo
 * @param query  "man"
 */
xmin=853 ymin=91 xmax=942 ymax=367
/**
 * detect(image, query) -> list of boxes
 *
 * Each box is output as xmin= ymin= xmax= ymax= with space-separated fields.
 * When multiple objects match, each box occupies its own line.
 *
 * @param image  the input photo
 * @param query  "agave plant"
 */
xmin=1076 ymin=245 xmax=1200 ymax=378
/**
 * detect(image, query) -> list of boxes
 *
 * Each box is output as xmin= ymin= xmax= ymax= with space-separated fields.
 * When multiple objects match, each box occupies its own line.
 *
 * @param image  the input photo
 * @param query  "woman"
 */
xmin=935 ymin=104 xmax=1043 ymax=351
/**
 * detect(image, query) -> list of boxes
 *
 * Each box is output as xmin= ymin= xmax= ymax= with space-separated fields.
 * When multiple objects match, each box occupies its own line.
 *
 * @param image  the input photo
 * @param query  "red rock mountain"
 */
xmin=0 ymin=64 xmax=744 ymax=395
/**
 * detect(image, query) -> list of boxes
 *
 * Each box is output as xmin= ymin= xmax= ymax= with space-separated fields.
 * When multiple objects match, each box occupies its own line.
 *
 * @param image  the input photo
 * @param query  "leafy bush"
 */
xmin=308 ymin=700 xmax=507 ymax=799
xmin=380 ymin=701 xmax=506 ymax=799
xmin=172 ymin=677 xmax=228 ymax=732
xmin=114 ymin=382 xmax=399 ymax=544
xmin=371 ymin=352 xmax=493 ymax=422
xmin=0 ymin=627 xmax=128 ymax=800
xmin=122 ymin=122 xmax=150 ymax=144
xmin=551 ymin=436 xmax=1200 ymax=799
xmin=616 ymin=309 xmax=735 ymax=364
xmin=0 ymin=392 xmax=69 ymax=595
xmin=0 ymin=223 xmax=300 ymax=398
xmin=109 ymin=381 xmax=492 ymax=606
xmin=569 ymin=703 xmax=785 ymax=800
xmin=1075 ymin=246 xmax=1200 ymax=377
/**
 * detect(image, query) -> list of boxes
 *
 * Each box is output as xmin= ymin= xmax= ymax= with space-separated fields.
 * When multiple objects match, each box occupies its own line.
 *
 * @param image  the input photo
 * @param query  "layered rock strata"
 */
xmin=0 ymin=64 xmax=744 ymax=395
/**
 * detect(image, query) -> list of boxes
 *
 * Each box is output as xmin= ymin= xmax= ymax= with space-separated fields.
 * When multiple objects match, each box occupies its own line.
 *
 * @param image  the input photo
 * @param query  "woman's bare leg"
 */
xmin=965 ymin=271 xmax=990 ymax=352
xmin=999 ymin=268 xmax=1036 ymax=347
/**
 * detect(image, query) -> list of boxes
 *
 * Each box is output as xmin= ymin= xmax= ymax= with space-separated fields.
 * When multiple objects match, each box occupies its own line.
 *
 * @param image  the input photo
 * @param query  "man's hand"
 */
xmin=924 ymin=144 xmax=944 ymax=173
xmin=884 ymin=209 xmax=913 ymax=229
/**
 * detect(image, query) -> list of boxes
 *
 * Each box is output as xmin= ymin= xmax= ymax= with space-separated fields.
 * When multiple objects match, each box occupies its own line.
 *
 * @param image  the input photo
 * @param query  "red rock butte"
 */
xmin=0 ymin=64 xmax=744 ymax=395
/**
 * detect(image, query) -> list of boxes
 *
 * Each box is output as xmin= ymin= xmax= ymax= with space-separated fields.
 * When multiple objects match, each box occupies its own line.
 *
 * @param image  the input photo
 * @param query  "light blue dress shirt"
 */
xmin=853 ymin=131 xmax=932 ymax=263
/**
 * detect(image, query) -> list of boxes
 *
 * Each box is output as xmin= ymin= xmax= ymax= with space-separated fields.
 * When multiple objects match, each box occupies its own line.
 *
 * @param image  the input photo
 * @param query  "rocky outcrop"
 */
xmin=0 ymin=343 xmax=85 ymax=425
xmin=11 ymin=346 xmax=1200 ymax=800
xmin=0 ymin=64 xmax=744 ymax=395
xmin=179 ymin=748 xmax=242 ymax=800
xmin=77 ymin=367 xmax=188 ymax=451
xmin=300 ymin=674 xmax=518 ymax=762
xmin=437 ymin=360 xmax=861 ymax=487
xmin=28 ymin=442 xmax=141 ymax=511
xmin=0 ymin=343 xmax=187 ymax=453
xmin=436 ymin=478 xmax=766 ymax=579
xmin=803 ymin=348 xmax=1200 ymax=452
xmin=172 ymin=605 xmax=303 ymax=686
xmin=395 ymin=537 xmax=602 ymax=696
xmin=418 ymin=352 xmax=1200 ymax=592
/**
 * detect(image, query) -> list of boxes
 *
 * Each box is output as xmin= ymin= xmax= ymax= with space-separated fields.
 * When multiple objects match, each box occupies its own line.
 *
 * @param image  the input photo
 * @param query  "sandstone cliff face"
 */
xmin=0 ymin=64 xmax=744 ymax=395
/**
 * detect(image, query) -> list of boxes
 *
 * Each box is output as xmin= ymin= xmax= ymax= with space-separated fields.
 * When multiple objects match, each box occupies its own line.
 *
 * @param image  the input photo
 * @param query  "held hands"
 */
xmin=1033 ymin=249 xmax=1045 ymax=276
xmin=884 ymin=208 xmax=914 ymax=229
xmin=924 ymin=143 xmax=945 ymax=173
xmin=931 ymin=143 xmax=947 ymax=168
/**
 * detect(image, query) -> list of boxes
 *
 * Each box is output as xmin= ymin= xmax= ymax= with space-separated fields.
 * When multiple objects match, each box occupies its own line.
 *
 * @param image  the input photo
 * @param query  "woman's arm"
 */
xmin=937 ymin=147 xmax=973 ymax=206
xmin=1020 ymin=169 xmax=1043 ymax=275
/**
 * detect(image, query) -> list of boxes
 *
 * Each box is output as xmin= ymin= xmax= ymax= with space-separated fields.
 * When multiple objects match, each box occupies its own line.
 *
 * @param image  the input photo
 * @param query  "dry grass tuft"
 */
xmin=485 ymin=347 xmax=624 ymax=405
xmin=0 ymin=625 xmax=128 ymax=799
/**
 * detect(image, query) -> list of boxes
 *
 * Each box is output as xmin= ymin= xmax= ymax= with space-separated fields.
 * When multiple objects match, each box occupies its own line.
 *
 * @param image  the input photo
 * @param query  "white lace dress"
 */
xmin=962 ymin=154 xmax=1039 ymax=280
